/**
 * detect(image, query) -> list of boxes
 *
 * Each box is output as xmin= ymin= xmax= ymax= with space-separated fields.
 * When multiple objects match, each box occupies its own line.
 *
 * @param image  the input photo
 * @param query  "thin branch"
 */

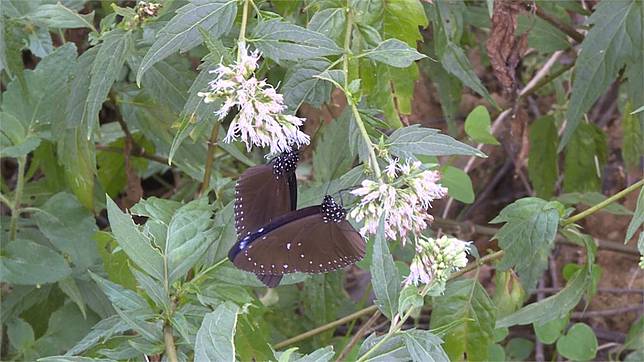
xmin=534 ymin=6 xmax=585 ymax=43
xmin=336 ymin=310 xmax=381 ymax=362
xmin=163 ymin=324 xmax=179 ymax=362
xmin=198 ymin=125 xmax=221 ymax=196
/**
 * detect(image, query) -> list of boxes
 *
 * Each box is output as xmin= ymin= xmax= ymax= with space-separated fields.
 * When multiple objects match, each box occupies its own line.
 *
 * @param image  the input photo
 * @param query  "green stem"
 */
xmin=189 ymin=257 xmax=228 ymax=286
xmin=163 ymin=324 xmax=179 ymax=362
xmin=562 ymin=179 xmax=644 ymax=227
xmin=237 ymin=0 xmax=250 ymax=60
xmin=341 ymin=6 xmax=382 ymax=180
xmin=9 ymin=156 xmax=26 ymax=240
xmin=199 ymin=125 xmax=220 ymax=196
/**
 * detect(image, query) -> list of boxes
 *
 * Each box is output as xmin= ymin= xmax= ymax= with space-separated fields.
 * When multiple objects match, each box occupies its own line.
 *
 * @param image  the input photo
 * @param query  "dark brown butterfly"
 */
xmin=228 ymin=195 xmax=366 ymax=284
xmin=233 ymin=151 xmax=299 ymax=287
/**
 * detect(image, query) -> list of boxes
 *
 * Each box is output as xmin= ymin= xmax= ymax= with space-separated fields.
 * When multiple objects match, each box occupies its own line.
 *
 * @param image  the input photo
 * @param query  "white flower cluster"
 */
xmin=198 ymin=48 xmax=310 ymax=155
xmin=349 ymin=159 xmax=448 ymax=242
xmin=404 ymin=235 xmax=471 ymax=290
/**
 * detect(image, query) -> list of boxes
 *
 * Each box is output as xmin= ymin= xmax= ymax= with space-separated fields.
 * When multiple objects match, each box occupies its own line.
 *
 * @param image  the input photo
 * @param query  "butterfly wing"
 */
xmin=232 ymin=213 xmax=366 ymax=276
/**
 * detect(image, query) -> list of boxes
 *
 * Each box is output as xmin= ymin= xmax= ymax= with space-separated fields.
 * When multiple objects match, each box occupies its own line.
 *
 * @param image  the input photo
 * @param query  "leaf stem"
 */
xmin=8 ymin=156 xmax=26 ymax=240
xmin=188 ymin=257 xmax=228 ymax=286
xmin=561 ymin=179 xmax=644 ymax=227
xmin=341 ymin=6 xmax=382 ymax=180
xmin=199 ymin=125 xmax=220 ymax=196
xmin=163 ymin=324 xmax=179 ymax=362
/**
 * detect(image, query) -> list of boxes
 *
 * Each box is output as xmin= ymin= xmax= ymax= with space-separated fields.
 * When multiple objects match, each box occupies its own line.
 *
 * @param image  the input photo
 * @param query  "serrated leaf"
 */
xmin=0 ymin=239 xmax=71 ymax=285
xmin=0 ymin=112 xmax=41 ymax=158
xmin=371 ymin=219 xmax=401 ymax=319
xmin=626 ymin=187 xmax=644 ymax=242
xmin=30 ymin=3 xmax=96 ymax=30
xmin=66 ymin=315 xmax=130 ymax=356
xmin=398 ymin=285 xmax=423 ymax=316
xmin=358 ymin=333 xmax=410 ymax=361
xmin=528 ymin=116 xmax=558 ymax=199
xmin=496 ymin=268 xmax=590 ymax=327
xmin=194 ymin=302 xmax=239 ymax=362
xmin=403 ymin=330 xmax=449 ymax=362
xmin=105 ymin=197 xmax=164 ymax=281
xmin=83 ymin=30 xmax=131 ymax=136
xmin=561 ymin=0 xmax=643 ymax=149
xmin=312 ymin=110 xmax=353 ymax=183
xmin=89 ymin=272 xmax=149 ymax=312
xmin=441 ymin=42 xmax=497 ymax=108
xmin=388 ymin=125 xmax=485 ymax=158
xmin=27 ymin=27 xmax=53 ymax=58
xmin=556 ymin=323 xmax=598 ymax=361
xmin=430 ymin=279 xmax=496 ymax=362
xmin=464 ymin=105 xmax=499 ymax=145
xmin=111 ymin=308 xmax=160 ymax=343
xmin=131 ymin=268 xmax=169 ymax=312
xmin=249 ymin=20 xmax=343 ymax=62
xmin=137 ymin=0 xmax=237 ymax=83
xmin=282 ymin=59 xmax=333 ymax=113
xmin=364 ymin=39 xmax=426 ymax=68
xmin=563 ymin=123 xmax=607 ymax=193
xmin=491 ymin=197 xmax=561 ymax=289
xmin=166 ymin=197 xmax=214 ymax=283
xmin=34 ymin=192 xmax=99 ymax=269
xmin=440 ymin=166 xmax=475 ymax=204
xmin=136 ymin=57 xmax=194 ymax=115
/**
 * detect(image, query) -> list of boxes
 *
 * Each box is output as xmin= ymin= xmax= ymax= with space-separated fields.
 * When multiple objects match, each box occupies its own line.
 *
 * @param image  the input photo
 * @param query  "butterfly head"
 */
xmin=321 ymin=195 xmax=346 ymax=223
xmin=272 ymin=150 xmax=299 ymax=176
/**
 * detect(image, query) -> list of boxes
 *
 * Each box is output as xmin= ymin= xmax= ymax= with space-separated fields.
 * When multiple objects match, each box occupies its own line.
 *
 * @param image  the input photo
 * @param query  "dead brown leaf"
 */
xmin=486 ymin=0 xmax=528 ymax=94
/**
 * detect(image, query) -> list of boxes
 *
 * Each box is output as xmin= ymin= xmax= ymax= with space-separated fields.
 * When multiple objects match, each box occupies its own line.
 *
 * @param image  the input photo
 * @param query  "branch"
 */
xmin=198 ymin=124 xmax=220 ymax=196
xmin=534 ymin=6 xmax=585 ymax=44
xmin=163 ymin=324 xmax=179 ymax=362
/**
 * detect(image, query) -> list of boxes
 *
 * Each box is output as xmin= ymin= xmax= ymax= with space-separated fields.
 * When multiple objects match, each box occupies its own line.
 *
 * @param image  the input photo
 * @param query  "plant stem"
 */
xmin=237 ymin=0 xmax=250 ymax=60
xmin=163 ymin=324 xmax=179 ymax=362
xmin=199 ymin=125 xmax=220 ymax=196
xmin=8 ymin=156 xmax=26 ymax=240
xmin=562 ymin=179 xmax=644 ymax=227
xmin=189 ymin=257 xmax=228 ymax=286
xmin=341 ymin=6 xmax=382 ymax=180
xmin=274 ymin=305 xmax=379 ymax=349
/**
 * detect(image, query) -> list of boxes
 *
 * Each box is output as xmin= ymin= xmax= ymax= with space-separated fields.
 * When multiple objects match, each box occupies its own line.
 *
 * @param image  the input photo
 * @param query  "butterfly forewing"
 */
xmin=232 ymin=213 xmax=365 ymax=275
xmin=234 ymin=164 xmax=293 ymax=237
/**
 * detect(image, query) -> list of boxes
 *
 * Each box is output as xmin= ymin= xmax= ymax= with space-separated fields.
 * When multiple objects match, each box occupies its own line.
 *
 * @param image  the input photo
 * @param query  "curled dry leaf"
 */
xmin=486 ymin=0 xmax=528 ymax=94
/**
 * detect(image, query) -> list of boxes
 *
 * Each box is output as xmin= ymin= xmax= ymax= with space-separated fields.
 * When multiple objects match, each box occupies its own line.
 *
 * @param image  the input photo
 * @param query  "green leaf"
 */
xmin=308 ymin=7 xmax=346 ymax=42
xmin=421 ymin=45 xmax=461 ymax=135
xmin=492 ymin=270 xmax=526 ymax=318
xmin=398 ymin=284 xmax=424 ymax=316
xmin=30 ymin=3 xmax=96 ymax=30
xmin=194 ymin=301 xmax=239 ymax=362
xmin=34 ymin=192 xmax=99 ymax=269
xmin=33 ymin=302 xmax=99 ymax=357
xmin=560 ymin=0 xmax=643 ymax=149
xmin=440 ymin=166 xmax=475 ymax=204
xmin=359 ymin=333 xmax=409 ymax=361
xmin=622 ymin=101 xmax=643 ymax=171
xmin=105 ymin=197 xmax=164 ymax=281
xmin=137 ymin=57 xmax=195 ymax=115
xmin=528 ymin=116 xmax=559 ymax=199
xmin=557 ymin=192 xmax=633 ymax=216
xmin=0 ymin=112 xmax=41 ymax=158
xmin=95 ymin=231 xmax=137 ymax=291
xmin=0 ymin=239 xmax=71 ymax=285
xmin=312 ymin=111 xmax=353 ymax=183
xmin=57 ymin=129 xmax=96 ymax=210
xmin=403 ymin=330 xmax=449 ymax=362
xmin=302 ymin=273 xmax=346 ymax=344
xmin=388 ymin=125 xmax=486 ymax=158
xmin=517 ymin=13 xmax=570 ymax=53
xmin=292 ymin=346 xmax=335 ymax=362
xmin=534 ymin=317 xmax=568 ymax=344
xmin=83 ymin=30 xmax=131 ymax=136
xmin=505 ymin=337 xmax=534 ymax=361
xmin=130 ymin=197 xmax=182 ymax=225
xmin=496 ymin=268 xmax=591 ymax=327
xmin=491 ymin=197 xmax=562 ymax=289
xmin=131 ymin=268 xmax=170 ymax=312
xmin=282 ymin=59 xmax=333 ymax=113
xmin=464 ymin=105 xmax=499 ymax=145
xmin=563 ymin=123 xmax=607 ymax=193
xmin=27 ymin=27 xmax=53 ymax=58
xmin=364 ymin=39 xmax=426 ymax=68
xmin=38 ymin=357 xmax=115 ymax=362
xmin=624 ymin=316 xmax=644 ymax=350
xmin=488 ymin=344 xmax=505 ymax=362
xmin=137 ymin=0 xmax=237 ymax=83
xmin=7 ymin=317 xmax=35 ymax=353
xmin=441 ymin=42 xmax=497 ymax=108
xmin=556 ymin=323 xmax=598 ymax=361
xmin=249 ymin=20 xmax=343 ymax=63
xmin=66 ymin=315 xmax=130 ymax=356
xmin=370 ymin=219 xmax=401 ymax=319
xmin=626 ymin=187 xmax=644 ymax=242
xmin=58 ymin=277 xmax=87 ymax=319
xmin=430 ymin=279 xmax=496 ymax=362
xmin=235 ymin=310 xmax=274 ymax=362
xmin=165 ymin=197 xmax=214 ymax=283
xmin=89 ymin=272 xmax=149 ymax=312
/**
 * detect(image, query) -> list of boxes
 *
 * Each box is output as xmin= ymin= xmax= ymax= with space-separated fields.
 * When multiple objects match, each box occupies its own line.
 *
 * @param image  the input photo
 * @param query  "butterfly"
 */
xmin=230 ymin=151 xmax=366 ymax=287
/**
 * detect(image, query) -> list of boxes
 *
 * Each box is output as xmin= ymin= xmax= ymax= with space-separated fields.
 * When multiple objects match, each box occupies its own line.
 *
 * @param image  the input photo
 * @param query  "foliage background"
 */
xmin=0 ymin=0 xmax=643 ymax=361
